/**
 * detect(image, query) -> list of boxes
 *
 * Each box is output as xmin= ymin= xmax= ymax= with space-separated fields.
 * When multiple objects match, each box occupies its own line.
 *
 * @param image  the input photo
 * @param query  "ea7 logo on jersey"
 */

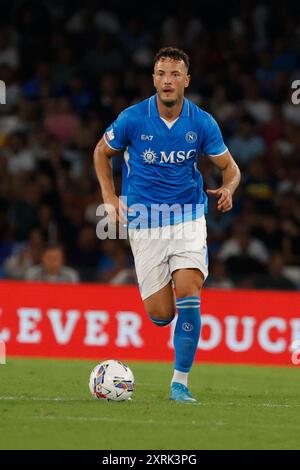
xmin=141 ymin=134 xmax=153 ymax=141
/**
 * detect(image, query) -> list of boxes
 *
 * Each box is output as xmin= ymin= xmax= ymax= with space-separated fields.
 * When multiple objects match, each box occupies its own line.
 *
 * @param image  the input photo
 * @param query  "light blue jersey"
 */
xmin=103 ymin=94 xmax=227 ymax=228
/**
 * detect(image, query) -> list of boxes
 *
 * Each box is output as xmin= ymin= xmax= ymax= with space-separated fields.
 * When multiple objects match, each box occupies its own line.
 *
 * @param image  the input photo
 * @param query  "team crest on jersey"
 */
xmin=185 ymin=131 xmax=197 ymax=143
xmin=142 ymin=148 xmax=157 ymax=164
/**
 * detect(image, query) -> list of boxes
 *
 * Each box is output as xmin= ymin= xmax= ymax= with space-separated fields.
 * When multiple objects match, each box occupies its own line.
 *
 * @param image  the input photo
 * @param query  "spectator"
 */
xmin=254 ymin=252 xmax=297 ymax=290
xmin=4 ymin=132 xmax=36 ymax=175
xmin=4 ymin=228 xmax=44 ymax=279
xmin=68 ymin=224 xmax=101 ymax=282
xmin=97 ymin=239 xmax=131 ymax=283
xmin=0 ymin=2 xmax=299 ymax=289
xmin=206 ymin=260 xmax=234 ymax=289
xmin=25 ymin=242 xmax=79 ymax=283
xmin=243 ymin=80 xmax=273 ymax=124
xmin=0 ymin=28 xmax=19 ymax=69
xmin=228 ymin=117 xmax=265 ymax=167
xmin=251 ymin=212 xmax=285 ymax=253
xmin=43 ymin=97 xmax=81 ymax=144
xmin=218 ymin=225 xmax=269 ymax=265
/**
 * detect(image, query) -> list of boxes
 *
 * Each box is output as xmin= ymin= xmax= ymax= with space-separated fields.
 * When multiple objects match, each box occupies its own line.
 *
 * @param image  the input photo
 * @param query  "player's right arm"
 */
xmin=93 ymin=138 xmax=128 ymax=223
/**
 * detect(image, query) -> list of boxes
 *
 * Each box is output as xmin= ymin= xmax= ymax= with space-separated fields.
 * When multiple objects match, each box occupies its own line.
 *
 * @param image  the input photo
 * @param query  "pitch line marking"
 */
xmin=2 ymin=414 xmax=300 ymax=430
xmin=0 ymin=396 xmax=299 ymax=409
xmin=1 ymin=414 xmax=204 ymax=427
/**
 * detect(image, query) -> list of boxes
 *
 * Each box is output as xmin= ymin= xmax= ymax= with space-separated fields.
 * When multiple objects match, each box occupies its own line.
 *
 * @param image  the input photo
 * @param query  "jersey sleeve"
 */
xmin=201 ymin=114 xmax=228 ymax=156
xmin=103 ymin=111 xmax=129 ymax=151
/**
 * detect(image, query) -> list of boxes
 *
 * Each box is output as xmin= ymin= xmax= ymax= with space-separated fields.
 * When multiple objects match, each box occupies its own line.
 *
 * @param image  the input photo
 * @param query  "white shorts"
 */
xmin=128 ymin=217 xmax=208 ymax=300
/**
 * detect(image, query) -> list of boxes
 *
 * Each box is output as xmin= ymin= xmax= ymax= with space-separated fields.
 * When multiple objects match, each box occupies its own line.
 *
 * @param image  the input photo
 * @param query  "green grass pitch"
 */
xmin=0 ymin=357 xmax=299 ymax=450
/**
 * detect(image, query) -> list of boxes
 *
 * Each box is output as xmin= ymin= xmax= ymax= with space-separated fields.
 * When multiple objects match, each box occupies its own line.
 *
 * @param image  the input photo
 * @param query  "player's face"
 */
xmin=153 ymin=58 xmax=190 ymax=107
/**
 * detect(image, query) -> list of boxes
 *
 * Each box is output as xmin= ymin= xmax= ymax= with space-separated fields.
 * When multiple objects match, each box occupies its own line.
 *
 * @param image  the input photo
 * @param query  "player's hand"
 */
xmin=207 ymin=187 xmax=233 ymax=212
xmin=104 ymin=194 xmax=132 ymax=224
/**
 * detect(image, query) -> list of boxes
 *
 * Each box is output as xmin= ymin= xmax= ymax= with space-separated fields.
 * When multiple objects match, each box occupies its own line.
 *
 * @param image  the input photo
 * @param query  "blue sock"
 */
xmin=174 ymin=296 xmax=201 ymax=373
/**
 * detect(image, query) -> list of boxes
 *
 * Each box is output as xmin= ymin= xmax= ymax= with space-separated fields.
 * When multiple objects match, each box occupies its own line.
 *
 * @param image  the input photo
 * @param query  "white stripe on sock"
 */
xmin=176 ymin=304 xmax=200 ymax=309
xmin=176 ymin=298 xmax=200 ymax=305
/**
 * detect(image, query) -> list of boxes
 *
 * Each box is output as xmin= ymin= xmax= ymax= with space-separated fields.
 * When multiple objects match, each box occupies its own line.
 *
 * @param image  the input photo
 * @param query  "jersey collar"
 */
xmin=148 ymin=94 xmax=190 ymax=118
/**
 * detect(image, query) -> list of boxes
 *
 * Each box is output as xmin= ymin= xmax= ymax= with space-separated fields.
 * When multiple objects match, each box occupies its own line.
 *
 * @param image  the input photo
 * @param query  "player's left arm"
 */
xmin=207 ymin=150 xmax=241 ymax=212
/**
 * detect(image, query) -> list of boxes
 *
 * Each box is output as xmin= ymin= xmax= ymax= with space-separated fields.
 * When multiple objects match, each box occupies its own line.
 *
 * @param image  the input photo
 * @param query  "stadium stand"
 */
xmin=0 ymin=0 xmax=300 ymax=289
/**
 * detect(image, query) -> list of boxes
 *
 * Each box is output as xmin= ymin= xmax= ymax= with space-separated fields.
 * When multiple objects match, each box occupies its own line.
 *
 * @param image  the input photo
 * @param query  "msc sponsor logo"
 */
xmin=141 ymin=148 xmax=197 ymax=164
xmin=142 ymin=148 xmax=157 ymax=164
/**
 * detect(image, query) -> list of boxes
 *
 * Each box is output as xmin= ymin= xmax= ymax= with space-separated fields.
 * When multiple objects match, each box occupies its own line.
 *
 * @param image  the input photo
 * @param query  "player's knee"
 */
xmin=149 ymin=315 xmax=175 ymax=327
xmin=174 ymin=270 xmax=204 ymax=299
xmin=148 ymin=308 xmax=175 ymax=327
xmin=176 ymin=281 xmax=203 ymax=299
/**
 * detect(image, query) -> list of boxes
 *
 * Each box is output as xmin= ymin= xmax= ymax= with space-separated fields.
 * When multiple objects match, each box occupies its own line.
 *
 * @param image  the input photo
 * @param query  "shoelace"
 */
xmin=173 ymin=383 xmax=191 ymax=396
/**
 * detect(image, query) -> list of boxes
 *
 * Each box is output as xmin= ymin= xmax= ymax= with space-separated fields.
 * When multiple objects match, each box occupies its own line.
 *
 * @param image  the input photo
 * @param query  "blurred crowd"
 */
xmin=0 ymin=0 xmax=300 ymax=290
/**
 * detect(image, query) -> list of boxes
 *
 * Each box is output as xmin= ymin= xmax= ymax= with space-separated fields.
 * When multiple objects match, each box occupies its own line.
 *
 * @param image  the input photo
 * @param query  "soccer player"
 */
xmin=94 ymin=47 xmax=240 ymax=402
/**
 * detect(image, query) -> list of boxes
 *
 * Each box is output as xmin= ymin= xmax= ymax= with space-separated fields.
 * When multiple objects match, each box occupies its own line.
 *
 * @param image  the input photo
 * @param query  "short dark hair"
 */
xmin=154 ymin=47 xmax=190 ymax=71
xmin=42 ymin=242 xmax=64 ymax=254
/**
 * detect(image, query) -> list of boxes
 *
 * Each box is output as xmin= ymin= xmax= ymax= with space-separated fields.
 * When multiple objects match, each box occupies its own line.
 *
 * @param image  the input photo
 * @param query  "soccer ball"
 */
xmin=89 ymin=359 xmax=135 ymax=401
